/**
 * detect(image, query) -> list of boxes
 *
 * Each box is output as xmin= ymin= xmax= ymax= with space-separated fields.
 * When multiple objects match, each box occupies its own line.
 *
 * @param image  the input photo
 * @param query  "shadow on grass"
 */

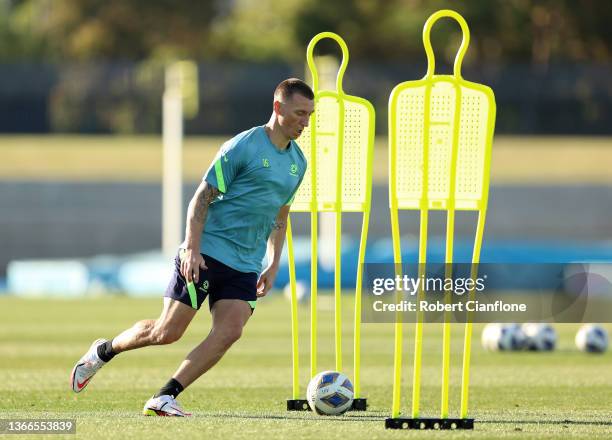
xmin=207 ymin=414 xmax=612 ymax=427
xmin=196 ymin=411 xmax=388 ymax=423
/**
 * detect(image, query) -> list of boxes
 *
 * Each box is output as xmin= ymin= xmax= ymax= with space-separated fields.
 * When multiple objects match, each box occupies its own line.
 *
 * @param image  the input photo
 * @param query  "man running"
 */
xmin=70 ymin=78 xmax=314 ymax=416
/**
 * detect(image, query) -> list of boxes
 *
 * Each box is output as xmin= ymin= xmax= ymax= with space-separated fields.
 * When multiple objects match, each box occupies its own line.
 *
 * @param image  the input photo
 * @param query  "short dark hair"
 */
xmin=274 ymin=78 xmax=314 ymax=101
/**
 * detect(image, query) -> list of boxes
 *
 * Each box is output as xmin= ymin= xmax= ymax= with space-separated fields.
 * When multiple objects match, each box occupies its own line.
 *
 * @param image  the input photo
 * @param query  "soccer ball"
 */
xmin=481 ymin=323 xmax=526 ymax=351
xmin=283 ymin=281 xmax=309 ymax=303
xmin=575 ymin=324 xmax=608 ymax=353
xmin=306 ymin=371 xmax=354 ymax=415
xmin=522 ymin=323 xmax=557 ymax=351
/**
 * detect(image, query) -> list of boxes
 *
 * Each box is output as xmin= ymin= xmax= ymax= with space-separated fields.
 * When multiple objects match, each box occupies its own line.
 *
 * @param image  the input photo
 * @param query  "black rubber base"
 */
xmin=287 ymin=399 xmax=310 ymax=411
xmin=287 ymin=398 xmax=368 ymax=412
xmin=385 ymin=418 xmax=474 ymax=430
xmin=351 ymin=398 xmax=367 ymax=411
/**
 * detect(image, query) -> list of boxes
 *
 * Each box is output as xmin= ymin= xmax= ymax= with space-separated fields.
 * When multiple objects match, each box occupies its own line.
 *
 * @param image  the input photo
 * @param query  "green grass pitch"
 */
xmin=1 ymin=294 xmax=611 ymax=439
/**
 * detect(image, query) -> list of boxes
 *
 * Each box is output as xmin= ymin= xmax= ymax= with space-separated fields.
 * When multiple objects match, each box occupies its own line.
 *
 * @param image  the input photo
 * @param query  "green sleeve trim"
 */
xmin=214 ymin=159 xmax=226 ymax=193
xmin=186 ymin=282 xmax=198 ymax=309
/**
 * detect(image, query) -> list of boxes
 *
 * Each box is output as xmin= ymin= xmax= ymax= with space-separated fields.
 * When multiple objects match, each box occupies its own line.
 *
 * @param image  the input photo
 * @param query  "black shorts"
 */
xmin=164 ymin=250 xmax=258 ymax=311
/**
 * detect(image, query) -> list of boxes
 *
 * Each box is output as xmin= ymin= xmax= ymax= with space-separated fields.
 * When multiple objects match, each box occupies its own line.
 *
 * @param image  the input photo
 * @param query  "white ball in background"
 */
xmin=283 ymin=281 xmax=310 ymax=303
xmin=505 ymin=323 xmax=527 ymax=350
xmin=522 ymin=323 xmax=557 ymax=351
xmin=575 ymin=324 xmax=608 ymax=353
xmin=481 ymin=323 xmax=527 ymax=351
xmin=481 ymin=323 xmax=501 ymax=351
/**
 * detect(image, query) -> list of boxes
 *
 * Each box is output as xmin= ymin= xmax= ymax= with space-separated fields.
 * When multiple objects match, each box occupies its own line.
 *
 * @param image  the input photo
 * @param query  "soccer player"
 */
xmin=70 ymin=78 xmax=314 ymax=416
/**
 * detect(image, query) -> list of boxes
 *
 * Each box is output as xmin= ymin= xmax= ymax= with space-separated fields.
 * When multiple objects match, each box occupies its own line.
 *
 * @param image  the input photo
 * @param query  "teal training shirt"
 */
xmin=202 ymin=126 xmax=307 ymax=274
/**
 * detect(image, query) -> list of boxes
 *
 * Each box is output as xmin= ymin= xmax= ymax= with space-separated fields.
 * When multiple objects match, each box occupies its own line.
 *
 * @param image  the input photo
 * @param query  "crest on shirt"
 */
xmin=262 ymin=158 xmax=270 ymax=168
xmin=289 ymin=163 xmax=298 ymax=176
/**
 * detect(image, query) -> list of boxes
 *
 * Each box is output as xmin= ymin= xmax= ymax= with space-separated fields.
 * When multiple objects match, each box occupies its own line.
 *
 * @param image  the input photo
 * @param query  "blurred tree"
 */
xmin=293 ymin=0 xmax=611 ymax=67
xmin=1 ymin=0 xmax=218 ymax=61
xmin=0 ymin=0 xmax=50 ymax=59
xmin=205 ymin=0 xmax=306 ymax=61
xmin=0 ymin=0 xmax=609 ymax=65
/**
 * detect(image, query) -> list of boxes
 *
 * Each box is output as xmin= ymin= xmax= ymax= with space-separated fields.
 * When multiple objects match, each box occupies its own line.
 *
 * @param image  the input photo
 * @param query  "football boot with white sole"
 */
xmin=70 ymin=338 xmax=107 ymax=393
xmin=143 ymin=395 xmax=192 ymax=417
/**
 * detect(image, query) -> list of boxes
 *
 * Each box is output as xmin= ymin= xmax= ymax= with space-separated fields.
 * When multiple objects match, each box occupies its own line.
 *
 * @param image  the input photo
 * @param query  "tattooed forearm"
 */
xmin=184 ymin=182 xmax=220 ymax=249
xmin=204 ymin=185 xmax=220 ymax=204
xmin=266 ymin=206 xmax=291 ymax=267
xmin=271 ymin=220 xmax=286 ymax=231
xmin=193 ymin=184 xmax=219 ymax=223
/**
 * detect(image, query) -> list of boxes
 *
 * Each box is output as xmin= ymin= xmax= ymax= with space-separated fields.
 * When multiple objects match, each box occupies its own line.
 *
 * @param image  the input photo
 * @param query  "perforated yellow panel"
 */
xmin=456 ymin=87 xmax=491 ymax=204
xmin=292 ymin=95 xmax=372 ymax=212
xmin=342 ymin=99 xmax=371 ymax=208
xmin=291 ymin=120 xmax=312 ymax=212
xmin=391 ymin=79 xmax=493 ymax=211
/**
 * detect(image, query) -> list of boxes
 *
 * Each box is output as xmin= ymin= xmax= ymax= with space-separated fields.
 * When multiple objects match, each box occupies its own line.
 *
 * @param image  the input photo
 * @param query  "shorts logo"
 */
xmin=199 ymin=280 xmax=209 ymax=293
xmin=262 ymin=158 xmax=270 ymax=168
xmin=289 ymin=163 xmax=298 ymax=176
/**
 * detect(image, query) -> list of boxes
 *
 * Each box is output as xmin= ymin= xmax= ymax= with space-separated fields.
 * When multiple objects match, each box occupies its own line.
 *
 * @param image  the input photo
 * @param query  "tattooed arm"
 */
xmin=180 ymin=181 xmax=220 ymax=283
xmin=256 ymin=205 xmax=290 ymax=297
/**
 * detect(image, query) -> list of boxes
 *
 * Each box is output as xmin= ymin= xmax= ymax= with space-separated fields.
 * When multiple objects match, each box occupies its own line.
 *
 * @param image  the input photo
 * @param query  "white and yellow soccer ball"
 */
xmin=522 ymin=323 xmax=557 ymax=351
xmin=481 ymin=323 xmax=526 ymax=351
xmin=306 ymin=371 xmax=354 ymax=415
xmin=575 ymin=324 xmax=608 ymax=353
